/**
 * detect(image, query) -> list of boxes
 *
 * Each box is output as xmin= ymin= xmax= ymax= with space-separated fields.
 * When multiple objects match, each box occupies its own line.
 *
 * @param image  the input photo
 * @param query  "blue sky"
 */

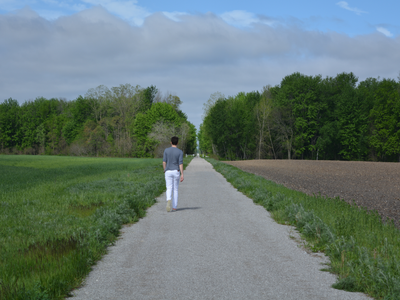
xmin=1 ymin=0 xmax=399 ymax=128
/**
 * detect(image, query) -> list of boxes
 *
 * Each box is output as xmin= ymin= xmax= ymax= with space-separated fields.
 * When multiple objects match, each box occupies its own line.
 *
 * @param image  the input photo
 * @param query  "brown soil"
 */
xmin=225 ymin=160 xmax=400 ymax=227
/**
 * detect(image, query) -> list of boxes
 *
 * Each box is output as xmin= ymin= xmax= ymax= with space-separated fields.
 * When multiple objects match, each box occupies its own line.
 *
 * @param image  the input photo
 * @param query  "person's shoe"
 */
xmin=172 ymin=208 xmax=177 ymax=212
xmin=166 ymin=200 xmax=171 ymax=212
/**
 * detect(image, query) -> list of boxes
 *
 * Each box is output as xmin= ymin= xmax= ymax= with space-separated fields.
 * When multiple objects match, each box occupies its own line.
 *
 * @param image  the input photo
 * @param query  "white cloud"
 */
xmin=376 ymin=27 xmax=393 ymax=37
xmin=0 ymin=0 xmax=33 ymax=11
xmin=81 ymin=0 xmax=137 ymax=5
xmin=68 ymin=5 xmax=129 ymax=25
xmin=1 ymin=7 xmax=399 ymax=129
xmin=0 ymin=0 xmax=86 ymax=14
xmin=6 ymin=0 xmax=149 ymax=24
xmin=81 ymin=0 xmax=150 ymax=25
xmin=62 ymin=3 xmax=88 ymax=12
xmin=220 ymin=10 xmax=259 ymax=27
xmin=162 ymin=11 xmax=188 ymax=22
xmin=220 ymin=10 xmax=276 ymax=28
xmin=34 ymin=9 xmax=66 ymax=20
xmin=9 ymin=6 xmax=41 ymax=19
xmin=336 ymin=1 xmax=367 ymax=15
xmin=42 ymin=0 xmax=61 ymax=5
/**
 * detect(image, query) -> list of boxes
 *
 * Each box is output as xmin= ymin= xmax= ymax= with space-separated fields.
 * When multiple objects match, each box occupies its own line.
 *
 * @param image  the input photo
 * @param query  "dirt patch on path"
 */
xmin=225 ymin=160 xmax=400 ymax=227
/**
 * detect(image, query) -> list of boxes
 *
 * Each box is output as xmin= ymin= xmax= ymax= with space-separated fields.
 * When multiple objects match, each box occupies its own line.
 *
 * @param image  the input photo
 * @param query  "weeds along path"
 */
xmin=72 ymin=158 xmax=368 ymax=300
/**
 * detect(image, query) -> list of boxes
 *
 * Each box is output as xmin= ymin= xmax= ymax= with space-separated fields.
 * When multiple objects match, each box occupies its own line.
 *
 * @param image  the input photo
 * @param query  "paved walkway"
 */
xmin=72 ymin=157 xmax=368 ymax=300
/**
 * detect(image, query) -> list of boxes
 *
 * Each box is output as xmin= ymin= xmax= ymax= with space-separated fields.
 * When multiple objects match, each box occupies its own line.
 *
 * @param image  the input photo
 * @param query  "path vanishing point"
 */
xmin=72 ymin=158 xmax=368 ymax=300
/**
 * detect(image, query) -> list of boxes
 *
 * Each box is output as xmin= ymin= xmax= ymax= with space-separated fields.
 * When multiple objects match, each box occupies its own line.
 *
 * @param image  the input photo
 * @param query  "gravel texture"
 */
xmin=72 ymin=158 xmax=368 ymax=300
xmin=225 ymin=160 xmax=400 ymax=228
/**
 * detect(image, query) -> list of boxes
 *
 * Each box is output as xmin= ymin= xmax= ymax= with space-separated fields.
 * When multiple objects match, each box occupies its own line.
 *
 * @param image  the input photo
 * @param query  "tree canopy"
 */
xmin=0 ymin=84 xmax=196 ymax=157
xmin=199 ymin=72 xmax=400 ymax=162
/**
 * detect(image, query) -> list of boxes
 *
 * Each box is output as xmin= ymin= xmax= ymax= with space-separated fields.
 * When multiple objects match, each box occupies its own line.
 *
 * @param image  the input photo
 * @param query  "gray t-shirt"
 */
xmin=163 ymin=147 xmax=183 ymax=172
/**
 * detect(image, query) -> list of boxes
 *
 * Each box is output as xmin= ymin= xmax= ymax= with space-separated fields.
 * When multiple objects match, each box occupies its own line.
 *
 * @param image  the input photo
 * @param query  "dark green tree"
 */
xmin=133 ymin=102 xmax=185 ymax=157
xmin=334 ymin=73 xmax=370 ymax=160
xmin=369 ymin=79 xmax=400 ymax=161
xmin=204 ymin=91 xmax=260 ymax=160
xmin=0 ymin=98 xmax=20 ymax=150
xmin=141 ymin=85 xmax=157 ymax=113
xmin=62 ymin=96 xmax=93 ymax=145
xmin=273 ymin=72 xmax=325 ymax=159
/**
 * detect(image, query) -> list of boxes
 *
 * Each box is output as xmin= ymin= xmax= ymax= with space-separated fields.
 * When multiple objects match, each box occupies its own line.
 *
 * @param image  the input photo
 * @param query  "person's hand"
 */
xmin=180 ymin=175 xmax=184 ymax=182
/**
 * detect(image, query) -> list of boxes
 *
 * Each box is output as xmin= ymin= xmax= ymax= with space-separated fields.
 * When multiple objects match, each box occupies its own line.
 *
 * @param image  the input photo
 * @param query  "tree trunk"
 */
xmin=267 ymin=124 xmax=276 ymax=159
xmin=212 ymin=144 xmax=217 ymax=155
xmin=259 ymin=130 xmax=262 ymax=159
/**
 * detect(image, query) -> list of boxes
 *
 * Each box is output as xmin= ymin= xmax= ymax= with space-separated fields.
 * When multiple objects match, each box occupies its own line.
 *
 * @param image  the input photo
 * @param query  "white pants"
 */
xmin=165 ymin=170 xmax=180 ymax=209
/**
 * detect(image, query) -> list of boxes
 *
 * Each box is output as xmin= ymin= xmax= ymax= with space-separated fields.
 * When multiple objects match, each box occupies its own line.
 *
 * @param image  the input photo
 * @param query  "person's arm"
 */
xmin=179 ymin=163 xmax=184 ymax=182
xmin=179 ymin=150 xmax=184 ymax=182
xmin=163 ymin=149 xmax=167 ymax=173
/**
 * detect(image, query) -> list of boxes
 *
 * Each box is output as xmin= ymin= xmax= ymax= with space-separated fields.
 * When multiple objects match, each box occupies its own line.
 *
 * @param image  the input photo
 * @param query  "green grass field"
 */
xmin=0 ymin=155 xmax=192 ymax=300
xmin=207 ymin=158 xmax=400 ymax=300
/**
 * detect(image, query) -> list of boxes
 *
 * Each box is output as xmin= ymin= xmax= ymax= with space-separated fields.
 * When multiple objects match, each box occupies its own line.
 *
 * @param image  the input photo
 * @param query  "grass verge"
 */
xmin=0 ymin=155 xmax=193 ymax=299
xmin=206 ymin=158 xmax=400 ymax=300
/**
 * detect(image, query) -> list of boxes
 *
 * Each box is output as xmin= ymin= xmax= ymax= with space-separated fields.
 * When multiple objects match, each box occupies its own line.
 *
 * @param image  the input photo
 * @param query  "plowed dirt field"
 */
xmin=225 ymin=160 xmax=400 ymax=227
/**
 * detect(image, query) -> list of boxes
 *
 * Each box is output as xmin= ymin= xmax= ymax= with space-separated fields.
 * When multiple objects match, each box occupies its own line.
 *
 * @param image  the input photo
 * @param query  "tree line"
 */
xmin=0 ymin=84 xmax=197 ymax=157
xmin=199 ymin=72 xmax=400 ymax=162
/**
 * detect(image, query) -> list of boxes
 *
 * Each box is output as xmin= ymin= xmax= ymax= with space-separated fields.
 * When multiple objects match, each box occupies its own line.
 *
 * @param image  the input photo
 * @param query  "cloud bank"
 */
xmin=1 ymin=6 xmax=399 ymax=128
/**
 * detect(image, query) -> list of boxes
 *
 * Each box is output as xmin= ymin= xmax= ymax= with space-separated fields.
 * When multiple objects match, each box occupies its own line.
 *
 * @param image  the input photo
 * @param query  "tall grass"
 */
xmin=206 ymin=158 xmax=400 ymax=300
xmin=0 ymin=155 xmax=193 ymax=299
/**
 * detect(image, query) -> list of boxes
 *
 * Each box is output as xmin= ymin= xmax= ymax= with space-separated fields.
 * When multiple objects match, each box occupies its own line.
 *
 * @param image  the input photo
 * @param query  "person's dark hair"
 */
xmin=171 ymin=136 xmax=179 ymax=145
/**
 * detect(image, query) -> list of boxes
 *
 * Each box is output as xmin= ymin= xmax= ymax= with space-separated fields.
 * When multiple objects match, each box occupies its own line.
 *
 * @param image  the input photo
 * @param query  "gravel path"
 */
xmin=72 ymin=158 xmax=368 ymax=300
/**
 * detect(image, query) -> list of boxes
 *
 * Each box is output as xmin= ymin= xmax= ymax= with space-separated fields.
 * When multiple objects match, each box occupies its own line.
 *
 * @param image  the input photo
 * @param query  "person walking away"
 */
xmin=163 ymin=136 xmax=184 ymax=212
